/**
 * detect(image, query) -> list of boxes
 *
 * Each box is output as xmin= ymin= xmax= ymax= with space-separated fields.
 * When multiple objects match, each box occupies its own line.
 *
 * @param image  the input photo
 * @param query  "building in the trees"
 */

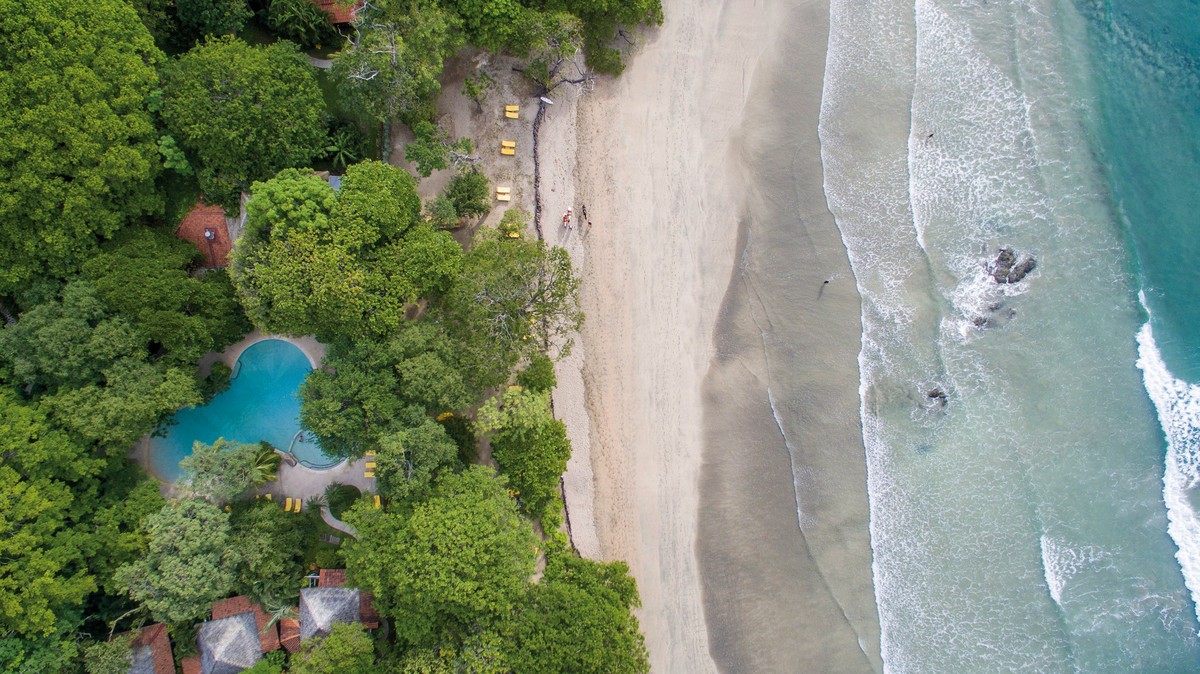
xmin=126 ymin=623 xmax=175 ymax=674
xmin=181 ymin=596 xmax=280 ymax=674
xmin=307 ymin=0 xmax=364 ymax=24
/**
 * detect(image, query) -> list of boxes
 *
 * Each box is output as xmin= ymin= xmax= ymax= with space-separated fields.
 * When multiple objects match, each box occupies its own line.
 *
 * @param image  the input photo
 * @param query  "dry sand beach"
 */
xmin=540 ymin=0 xmax=881 ymax=671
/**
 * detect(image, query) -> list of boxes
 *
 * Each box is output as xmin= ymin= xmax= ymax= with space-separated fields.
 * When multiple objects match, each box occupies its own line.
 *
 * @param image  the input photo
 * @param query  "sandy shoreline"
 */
xmin=545 ymin=0 xmax=775 ymax=669
xmin=543 ymin=0 xmax=882 ymax=670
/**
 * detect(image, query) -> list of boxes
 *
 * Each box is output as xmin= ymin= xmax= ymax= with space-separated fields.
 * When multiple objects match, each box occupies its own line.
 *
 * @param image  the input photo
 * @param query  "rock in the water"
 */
xmin=926 ymin=387 xmax=948 ymax=408
xmin=990 ymin=247 xmax=1037 ymax=283
xmin=972 ymin=316 xmax=989 ymax=328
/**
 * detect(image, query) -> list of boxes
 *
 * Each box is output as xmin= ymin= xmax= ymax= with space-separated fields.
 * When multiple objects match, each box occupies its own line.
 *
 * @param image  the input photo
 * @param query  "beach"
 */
xmin=543 ymin=0 xmax=880 ymax=670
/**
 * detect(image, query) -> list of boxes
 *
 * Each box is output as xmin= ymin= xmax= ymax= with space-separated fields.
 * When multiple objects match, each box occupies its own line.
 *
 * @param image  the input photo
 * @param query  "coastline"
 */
xmin=548 ymin=0 xmax=776 ymax=669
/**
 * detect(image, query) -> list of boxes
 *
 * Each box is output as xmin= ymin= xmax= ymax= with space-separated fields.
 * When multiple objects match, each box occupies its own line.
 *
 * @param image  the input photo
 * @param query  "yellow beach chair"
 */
xmin=365 ymin=450 xmax=376 ymax=457
xmin=496 ymin=186 xmax=511 ymax=202
xmin=285 ymin=497 xmax=294 ymax=512
xmin=504 ymin=105 xmax=520 ymax=119
xmin=500 ymin=140 xmax=516 ymax=156
xmin=294 ymin=498 xmax=302 ymax=513
xmin=374 ymin=495 xmax=382 ymax=509
xmin=365 ymin=471 xmax=375 ymax=479
xmin=365 ymin=461 xmax=376 ymax=469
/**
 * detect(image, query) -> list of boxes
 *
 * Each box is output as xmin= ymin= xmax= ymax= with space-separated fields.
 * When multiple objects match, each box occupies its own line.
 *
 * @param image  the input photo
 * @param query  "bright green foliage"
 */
xmin=405 ymin=121 xmax=475 ymax=177
xmin=374 ymin=418 xmax=461 ymax=507
xmin=424 ymin=196 xmax=459 ymax=230
xmin=85 ymin=478 xmax=167 ymax=596
xmin=176 ymin=0 xmax=251 ymax=39
xmin=232 ymin=162 xmax=462 ymax=339
xmin=229 ymin=502 xmax=306 ymax=607
xmin=477 ymin=387 xmax=571 ymax=516
xmin=442 ymin=0 xmax=527 ymax=52
xmin=498 ymin=208 xmax=528 ymax=239
xmin=158 ymin=135 xmax=195 ymax=175
xmin=444 ymin=171 xmax=491 ymax=219
xmin=0 ymin=0 xmax=163 ymax=293
xmin=390 ymin=648 xmax=453 ymax=673
xmin=332 ymin=0 xmax=463 ymax=124
xmin=292 ymin=622 xmax=375 ymax=674
xmin=344 ymin=467 xmax=537 ymax=647
xmin=179 ymin=438 xmax=266 ymax=504
xmin=325 ymin=483 xmax=363 ymax=519
xmin=266 ymin=0 xmax=339 ymax=48
xmin=300 ymin=321 xmax=471 ymax=457
xmin=0 ymin=283 xmax=144 ymax=393
xmin=47 ymin=359 xmax=201 ymax=449
xmin=82 ymin=227 xmax=251 ymax=365
xmin=517 ymin=353 xmax=557 ymax=392
xmin=443 ymin=230 xmax=583 ymax=392
xmin=81 ymin=633 xmax=135 ymax=674
xmin=161 ymin=37 xmax=327 ymax=205
xmin=548 ymin=0 xmax=663 ymax=75
xmin=113 ymin=499 xmax=239 ymax=625
xmin=503 ymin=553 xmax=649 ymax=674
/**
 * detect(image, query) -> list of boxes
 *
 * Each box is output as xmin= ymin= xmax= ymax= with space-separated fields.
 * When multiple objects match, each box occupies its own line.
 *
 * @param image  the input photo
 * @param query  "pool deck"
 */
xmin=198 ymin=329 xmax=328 ymax=375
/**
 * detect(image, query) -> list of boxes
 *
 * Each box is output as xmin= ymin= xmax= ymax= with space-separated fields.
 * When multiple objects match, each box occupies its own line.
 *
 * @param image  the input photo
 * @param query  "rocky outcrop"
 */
xmin=990 ymin=247 xmax=1037 ymax=284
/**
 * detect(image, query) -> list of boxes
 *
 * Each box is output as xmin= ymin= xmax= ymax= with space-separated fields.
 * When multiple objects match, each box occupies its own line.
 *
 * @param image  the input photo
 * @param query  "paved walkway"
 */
xmin=307 ymin=55 xmax=333 ymax=69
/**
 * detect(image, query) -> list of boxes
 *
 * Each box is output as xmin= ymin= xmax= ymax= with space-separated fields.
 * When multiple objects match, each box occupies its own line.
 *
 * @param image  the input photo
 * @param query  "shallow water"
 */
xmin=150 ymin=339 xmax=336 ymax=480
xmin=819 ymin=0 xmax=1200 ymax=669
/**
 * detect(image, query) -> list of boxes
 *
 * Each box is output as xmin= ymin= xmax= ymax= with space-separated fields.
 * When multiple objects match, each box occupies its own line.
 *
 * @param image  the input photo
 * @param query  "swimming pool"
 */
xmin=149 ymin=339 xmax=339 ymax=481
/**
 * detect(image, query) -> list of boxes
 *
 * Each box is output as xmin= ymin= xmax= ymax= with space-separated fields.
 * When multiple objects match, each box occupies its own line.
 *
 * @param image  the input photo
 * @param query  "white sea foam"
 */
xmin=1136 ymin=319 xmax=1200 ymax=623
xmin=1040 ymin=534 xmax=1110 ymax=607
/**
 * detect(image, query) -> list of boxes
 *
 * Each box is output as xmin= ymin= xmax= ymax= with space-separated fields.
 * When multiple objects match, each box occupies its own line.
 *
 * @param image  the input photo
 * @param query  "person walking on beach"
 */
xmin=563 ymin=207 xmax=573 ymax=230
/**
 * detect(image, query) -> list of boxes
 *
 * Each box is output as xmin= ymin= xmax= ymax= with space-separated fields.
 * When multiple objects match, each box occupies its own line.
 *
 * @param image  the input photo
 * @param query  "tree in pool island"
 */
xmin=343 ymin=466 xmax=537 ymax=647
xmin=160 ymin=37 xmax=327 ymax=206
xmin=441 ymin=228 xmax=583 ymax=392
xmin=0 ymin=0 xmax=163 ymax=293
xmin=231 ymin=162 xmax=463 ymax=339
xmin=113 ymin=499 xmax=239 ymax=625
xmin=178 ymin=438 xmax=271 ymax=505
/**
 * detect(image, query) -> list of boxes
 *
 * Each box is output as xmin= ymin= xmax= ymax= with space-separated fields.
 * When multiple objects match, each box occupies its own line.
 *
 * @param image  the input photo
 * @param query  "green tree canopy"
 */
xmin=516 ymin=353 xmax=557 ymax=392
xmin=161 ymin=37 xmax=327 ymax=205
xmin=344 ymin=466 xmax=537 ymax=647
xmin=232 ymin=162 xmax=463 ymax=339
xmin=82 ymin=227 xmax=251 ymax=365
xmin=441 ymin=229 xmax=583 ymax=392
xmin=503 ymin=553 xmax=648 ymax=674
xmin=0 ymin=0 xmax=163 ymax=293
xmin=113 ymin=499 xmax=239 ymax=625
xmin=291 ymin=622 xmax=375 ymax=674
xmin=178 ymin=438 xmax=266 ymax=504
xmin=81 ymin=633 xmax=135 ymax=674
xmin=477 ymin=387 xmax=571 ymax=517
xmin=374 ymin=417 xmax=461 ymax=507
xmin=229 ymin=502 xmax=307 ymax=607
xmin=332 ymin=0 xmax=463 ymax=124
xmin=176 ymin=0 xmax=251 ymax=40
xmin=405 ymin=121 xmax=475 ymax=177
xmin=300 ymin=321 xmax=472 ymax=458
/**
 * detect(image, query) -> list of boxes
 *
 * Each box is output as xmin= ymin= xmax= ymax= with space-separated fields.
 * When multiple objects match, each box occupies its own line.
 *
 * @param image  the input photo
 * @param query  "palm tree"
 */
xmin=252 ymin=442 xmax=282 ymax=485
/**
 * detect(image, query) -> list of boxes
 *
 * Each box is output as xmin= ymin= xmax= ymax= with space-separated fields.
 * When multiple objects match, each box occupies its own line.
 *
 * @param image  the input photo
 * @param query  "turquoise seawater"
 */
xmin=818 ymin=0 xmax=1200 ymax=669
xmin=150 ymin=339 xmax=337 ymax=481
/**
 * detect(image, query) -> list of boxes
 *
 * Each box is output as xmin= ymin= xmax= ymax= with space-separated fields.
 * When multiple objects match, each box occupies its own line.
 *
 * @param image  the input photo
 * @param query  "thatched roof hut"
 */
xmin=197 ymin=613 xmax=262 ymax=674
xmin=299 ymin=587 xmax=361 ymax=640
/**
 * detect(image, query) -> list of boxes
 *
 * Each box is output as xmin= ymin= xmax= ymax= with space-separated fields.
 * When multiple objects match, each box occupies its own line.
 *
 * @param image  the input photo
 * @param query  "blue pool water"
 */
xmin=150 ymin=339 xmax=338 ymax=481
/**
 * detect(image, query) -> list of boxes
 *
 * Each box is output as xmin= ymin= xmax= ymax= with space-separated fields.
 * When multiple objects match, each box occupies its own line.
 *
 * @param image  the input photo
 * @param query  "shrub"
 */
xmin=325 ymin=483 xmax=362 ymax=519
xmin=498 ymin=208 xmax=528 ymax=239
xmin=517 ymin=353 xmax=556 ymax=392
xmin=424 ymin=196 xmax=458 ymax=230
xmin=200 ymin=361 xmax=232 ymax=402
xmin=445 ymin=171 xmax=490 ymax=219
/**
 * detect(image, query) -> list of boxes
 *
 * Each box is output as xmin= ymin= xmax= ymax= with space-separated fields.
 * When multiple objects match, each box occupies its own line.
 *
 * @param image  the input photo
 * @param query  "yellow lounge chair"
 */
xmin=506 ymin=230 xmax=520 ymax=239
xmin=365 ymin=461 xmax=376 ymax=469
xmin=501 ymin=140 xmax=516 ymax=147
xmin=294 ymin=498 xmax=302 ymax=513
xmin=496 ymin=186 xmax=511 ymax=202
xmin=374 ymin=495 xmax=382 ymax=509
xmin=285 ymin=497 xmax=294 ymax=512
xmin=500 ymin=147 xmax=515 ymax=156
xmin=365 ymin=450 xmax=376 ymax=457
xmin=365 ymin=471 xmax=375 ymax=478
xmin=505 ymin=105 xmax=519 ymax=119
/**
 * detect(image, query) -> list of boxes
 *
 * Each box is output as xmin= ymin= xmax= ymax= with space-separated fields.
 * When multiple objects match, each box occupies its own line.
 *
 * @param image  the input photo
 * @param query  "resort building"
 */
xmin=126 ymin=623 xmax=174 ymax=674
xmin=307 ymin=0 xmax=364 ymax=24
xmin=181 ymin=596 xmax=279 ymax=674
xmin=298 ymin=569 xmax=380 ymax=640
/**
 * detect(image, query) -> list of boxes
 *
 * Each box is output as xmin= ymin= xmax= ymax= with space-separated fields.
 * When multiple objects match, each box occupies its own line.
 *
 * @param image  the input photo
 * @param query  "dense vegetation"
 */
xmin=0 ymin=0 xmax=660 ymax=669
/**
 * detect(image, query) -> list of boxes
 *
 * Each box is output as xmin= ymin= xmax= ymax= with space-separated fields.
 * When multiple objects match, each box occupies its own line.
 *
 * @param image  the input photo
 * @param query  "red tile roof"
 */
xmin=180 ymin=656 xmax=201 ymax=674
xmin=279 ymin=618 xmax=302 ymax=654
xmin=309 ymin=0 xmax=362 ymax=23
xmin=211 ymin=596 xmax=280 ymax=653
xmin=360 ymin=592 xmax=380 ymax=630
xmin=175 ymin=201 xmax=231 ymax=267
xmin=317 ymin=569 xmax=346 ymax=588
xmin=129 ymin=623 xmax=175 ymax=674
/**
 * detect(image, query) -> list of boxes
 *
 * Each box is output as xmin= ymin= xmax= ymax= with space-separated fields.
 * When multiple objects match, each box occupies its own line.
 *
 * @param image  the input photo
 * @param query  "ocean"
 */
xmin=818 ymin=0 xmax=1200 ymax=670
